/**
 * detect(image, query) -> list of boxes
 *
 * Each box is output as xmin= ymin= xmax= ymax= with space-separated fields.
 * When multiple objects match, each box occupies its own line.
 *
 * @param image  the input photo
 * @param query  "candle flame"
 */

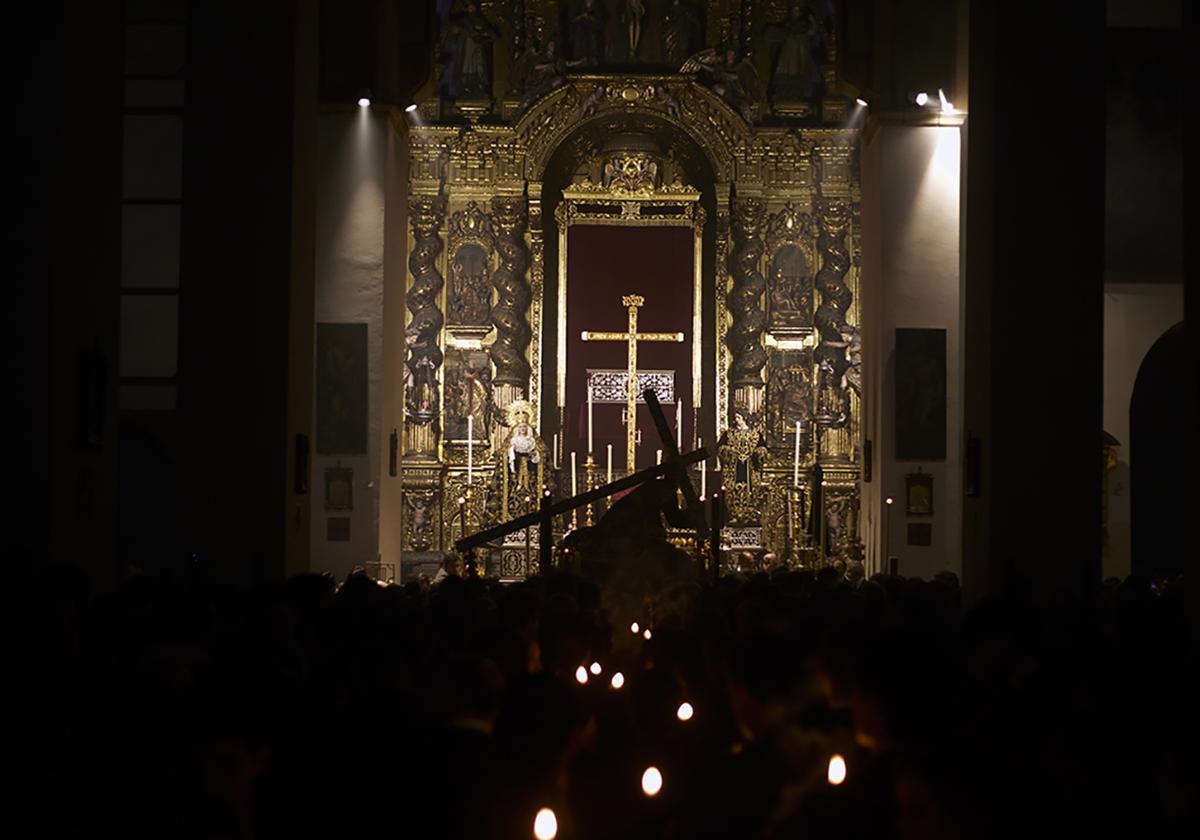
xmin=641 ymin=766 xmax=663 ymax=796
xmin=575 ymin=666 xmax=589 ymax=685
xmin=533 ymin=807 xmax=558 ymax=840
xmin=610 ymin=671 xmax=625 ymax=689
xmin=676 ymin=702 xmax=694 ymax=721
xmin=643 ymin=628 xmax=652 ymax=641
xmin=630 ymin=622 xmax=640 ymax=634
xmin=589 ymin=661 xmax=602 ymax=675
xmin=827 ymin=754 xmax=847 ymax=785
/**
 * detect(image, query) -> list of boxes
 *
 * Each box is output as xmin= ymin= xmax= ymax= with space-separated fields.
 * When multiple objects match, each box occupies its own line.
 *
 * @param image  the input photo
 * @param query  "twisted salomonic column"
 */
xmin=813 ymin=196 xmax=853 ymax=462
xmin=405 ymin=195 xmax=446 ymax=443
xmin=814 ymin=196 xmax=852 ymax=355
xmin=727 ymin=196 xmax=768 ymax=389
xmin=489 ymin=196 xmax=531 ymax=391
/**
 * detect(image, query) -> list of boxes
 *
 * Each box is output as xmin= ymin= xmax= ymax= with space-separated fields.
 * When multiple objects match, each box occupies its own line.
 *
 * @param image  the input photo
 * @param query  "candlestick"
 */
xmin=700 ymin=458 xmax=706 ymax=498
xmin=467 ymin=416 xmax=474 ymax=487
xmin=587 ymin=388 xmax=594 ymax=455
xmin=606 ymin=443 xmax=613 ymax=484
xmin=553 ymin=433 xmax=559 ymax=469
xmin=676 ymin=400 xmax=682 ymax=448
xmin=793 ymin=420 xmax=801 ymax=487
xmin=571 ymin=451 xmax=577 ymax=497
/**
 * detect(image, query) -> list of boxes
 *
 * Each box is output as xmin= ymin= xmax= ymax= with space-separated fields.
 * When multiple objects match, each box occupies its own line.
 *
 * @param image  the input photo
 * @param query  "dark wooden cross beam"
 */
xmin=455 ymin=388 xmax=710 ymax=569
xmin=642 ymin=389 xmax=707 ymax=531
xmin=453 ymin=447 xmax=709 ymax=554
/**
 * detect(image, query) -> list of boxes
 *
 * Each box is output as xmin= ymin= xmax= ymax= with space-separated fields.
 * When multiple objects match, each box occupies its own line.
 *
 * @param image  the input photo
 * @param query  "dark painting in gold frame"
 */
xmin=905 ymin=472 xmax=933 ymax=516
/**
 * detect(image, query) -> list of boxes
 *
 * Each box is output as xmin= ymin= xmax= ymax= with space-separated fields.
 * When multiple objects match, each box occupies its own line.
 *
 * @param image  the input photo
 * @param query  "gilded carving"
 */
xmin=447 ymin=201 xmax=494 ymax=327
xmin=401 ymin=8 xmax=862 ymax=566
xmin=764 ymin=201 xmax=815 ymax=329
xmin=813 ymin=195 xmax=853 ymax=430
xmin=405 ymin=195 xmax=447 ymax=437
xmin=728 ymin=196 xmax=768 ymax=389
xmin=489 ymin=196 xmax=531 ymax=390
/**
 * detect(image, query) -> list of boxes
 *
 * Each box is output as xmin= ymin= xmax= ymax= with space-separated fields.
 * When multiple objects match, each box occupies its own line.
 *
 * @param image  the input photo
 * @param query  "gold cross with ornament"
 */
xmin=581 ymin=294 xmax=684 ymax=471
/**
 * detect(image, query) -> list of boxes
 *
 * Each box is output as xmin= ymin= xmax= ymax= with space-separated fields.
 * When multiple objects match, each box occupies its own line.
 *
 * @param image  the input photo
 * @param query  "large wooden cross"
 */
xmin=581 ymin=294 xmax=684 ymax=472
xmin=455 ymin=389 xmax=718 ymax=573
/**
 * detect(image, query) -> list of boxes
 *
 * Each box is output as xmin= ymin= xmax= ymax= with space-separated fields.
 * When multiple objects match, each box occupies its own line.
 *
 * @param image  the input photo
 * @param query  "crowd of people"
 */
xmin=10 ymin=556 xmax=1194 ymax=839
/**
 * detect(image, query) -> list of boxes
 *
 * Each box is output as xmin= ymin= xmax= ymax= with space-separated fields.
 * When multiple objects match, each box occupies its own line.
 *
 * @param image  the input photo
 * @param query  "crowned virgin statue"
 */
xmin=486 ymin=400 xmax=551 ymax=524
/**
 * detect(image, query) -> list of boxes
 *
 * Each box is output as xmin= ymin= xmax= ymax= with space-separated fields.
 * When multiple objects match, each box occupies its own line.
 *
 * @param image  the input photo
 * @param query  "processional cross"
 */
xmin=581 ymin=294 xmax=684 ymax=471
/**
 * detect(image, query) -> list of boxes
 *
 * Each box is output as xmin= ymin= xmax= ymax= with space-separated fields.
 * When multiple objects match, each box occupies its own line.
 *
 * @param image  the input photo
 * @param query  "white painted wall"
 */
xmin=1101 ymin=283 xmax=1183 ymax=579
xmin=311 ymin=108 xmax=386 ymax=578
xmin=862 ymin=123 xmax=964 ymax=581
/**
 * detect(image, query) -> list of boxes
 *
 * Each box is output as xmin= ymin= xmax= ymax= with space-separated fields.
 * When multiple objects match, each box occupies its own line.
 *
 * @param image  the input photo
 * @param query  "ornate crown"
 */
xmin=503 ymin=399 xmax=535 ymax=426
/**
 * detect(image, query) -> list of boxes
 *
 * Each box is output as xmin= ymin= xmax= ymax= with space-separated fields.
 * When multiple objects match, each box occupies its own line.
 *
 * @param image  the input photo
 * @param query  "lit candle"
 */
xmin=552 ymin=433 xmax=559 ymax=469
xmin=467 ymin=416 xmax=474 ymax=486
xmin=606 ymin=443 xmax=613 ymax=484
xmin=656 ymin=449 xmax=662 ymax=465
xmin=571 ymin=451 xmax=577 ymax=497
xmin=793 ymin=420 xmax=801 ymax=487
xmin=587 ymin=387 xmax=594 ymax=455
xmin=676 ymin=400 xmax=682 ymax=448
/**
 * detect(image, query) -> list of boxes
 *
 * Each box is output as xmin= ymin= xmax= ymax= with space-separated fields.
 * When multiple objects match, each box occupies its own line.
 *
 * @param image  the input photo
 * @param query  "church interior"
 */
xmin=13 ymin=1 xmax=1194 ymax=837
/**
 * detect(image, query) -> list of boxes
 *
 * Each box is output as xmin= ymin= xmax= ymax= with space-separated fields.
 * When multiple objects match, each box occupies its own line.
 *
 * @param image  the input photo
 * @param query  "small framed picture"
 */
xmin=325 ymin=466 xmax=354 ymax=511
xmin=905 ymin=472 xmax=933 ymax=516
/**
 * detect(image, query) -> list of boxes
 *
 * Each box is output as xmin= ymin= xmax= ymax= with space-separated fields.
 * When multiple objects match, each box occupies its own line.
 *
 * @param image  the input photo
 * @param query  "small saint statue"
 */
xmin=765 ymin=2 xmax=826 ymax=101
xmin=718 ymin=411 xmax=768 ymax=525
xmin=486 ymin=400 xmax=551 ymax=524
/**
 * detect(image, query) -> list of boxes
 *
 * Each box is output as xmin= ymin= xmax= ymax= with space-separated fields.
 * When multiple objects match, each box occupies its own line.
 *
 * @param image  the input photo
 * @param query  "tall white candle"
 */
xmin=676 ymin=400 xmax=682 ymax=449
xmin=656 ymin=449 xmax=663 ymax=465
xmin=700 ymin=459 xmax=707 ymax=498
xmin=467 ymin=416 xmax=474 ymax=486
xmin=553 ymin=433 xmax=559 ymax=469
xmin=587 ymin=388 xmax=594 ymax=454
xmin=570 ymin=451 xmax=577 ymax=497
xmin=606 ymin=443 xmax=613 ymax=484
xmin=793 ymin=420 xmax=801 ymax=487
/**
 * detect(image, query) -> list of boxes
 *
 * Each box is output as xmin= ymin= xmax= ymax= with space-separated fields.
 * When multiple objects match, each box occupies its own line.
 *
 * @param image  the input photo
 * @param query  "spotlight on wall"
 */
xmin=855 ymin=97 xmax=868 ymax=108
xmin=914 ymin=91 xmax=929 ymax=106
xmin=938 ymin=88 xmax=954 ymax=113
xmin=405 ymin=102 xmax=418 ymax=113
xmin=357 ymin=96 xmax=371 ymax=108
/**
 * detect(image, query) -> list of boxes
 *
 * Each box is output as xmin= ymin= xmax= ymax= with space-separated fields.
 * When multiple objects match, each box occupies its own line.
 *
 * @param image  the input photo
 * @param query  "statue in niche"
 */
xmin=444 ymin=349 xmax=492 ymax=441
xmin=663 ymin=0 xmax=701 ymax=67
xmin=816 ymin=356 xmax=848 ymax=425
xmin=404 ymin=490 xmax=436 ymax=551
xmin=404 ymin=332 xmax=439 ymax=424
xmin=824 ymin=494 xmax=858 ymax=559
xmin=768 ymin=244 xmax=812 ymax=327
xmin=767 ymin=360 xmax=813 ymax=445
xmin=718 ymin=411 xmax=769 ymax=525
xmin=486 ymin=400 xmax=551 ymax=525
xmin=449 ymin=242 xmax=492 ymax=326
xmin=441 ymin=1 xmax=498 ymax=99
xmin=570 ymin=0 xmax=605 ymax=67
xmin=765 ymin=2 xmax=826 ymax=101
xmin=621 ymin=0 xmax=646 ymax=61
xmin=831 ymin=323 xmax=862 ymax=396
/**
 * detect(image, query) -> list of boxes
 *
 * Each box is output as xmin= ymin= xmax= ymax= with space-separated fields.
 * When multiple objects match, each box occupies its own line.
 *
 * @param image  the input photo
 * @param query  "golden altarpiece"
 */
xmin=399 ymin=0 xmax=863 ymax=575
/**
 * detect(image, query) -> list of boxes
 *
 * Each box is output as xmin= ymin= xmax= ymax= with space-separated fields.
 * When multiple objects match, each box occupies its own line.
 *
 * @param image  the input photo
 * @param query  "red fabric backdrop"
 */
xmin=566 ymin=224 xmax=694 ymax=473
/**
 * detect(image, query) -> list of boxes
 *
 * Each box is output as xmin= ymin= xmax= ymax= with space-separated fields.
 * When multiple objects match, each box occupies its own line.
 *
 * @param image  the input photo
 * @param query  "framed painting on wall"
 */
xmin=905 ymin=472 xmax=933 ymax=516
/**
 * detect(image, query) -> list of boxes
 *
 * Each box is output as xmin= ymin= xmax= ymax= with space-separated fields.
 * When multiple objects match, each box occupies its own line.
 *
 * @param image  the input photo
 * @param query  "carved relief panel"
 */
xmin=447 ymin=201 xmax=495 ymax=329
xmin=764 ymin=201 xmax=815 ymax=332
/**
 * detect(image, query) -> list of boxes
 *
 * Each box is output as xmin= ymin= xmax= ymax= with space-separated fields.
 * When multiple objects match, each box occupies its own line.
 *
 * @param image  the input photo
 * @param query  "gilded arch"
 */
xmin=513 ymin=76 xmax=751 ymax=185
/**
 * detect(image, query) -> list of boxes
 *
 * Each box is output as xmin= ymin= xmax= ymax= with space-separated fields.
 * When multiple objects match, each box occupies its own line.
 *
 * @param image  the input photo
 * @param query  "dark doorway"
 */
xmin=1129 ymin=322 xmax=1188 ymax=577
